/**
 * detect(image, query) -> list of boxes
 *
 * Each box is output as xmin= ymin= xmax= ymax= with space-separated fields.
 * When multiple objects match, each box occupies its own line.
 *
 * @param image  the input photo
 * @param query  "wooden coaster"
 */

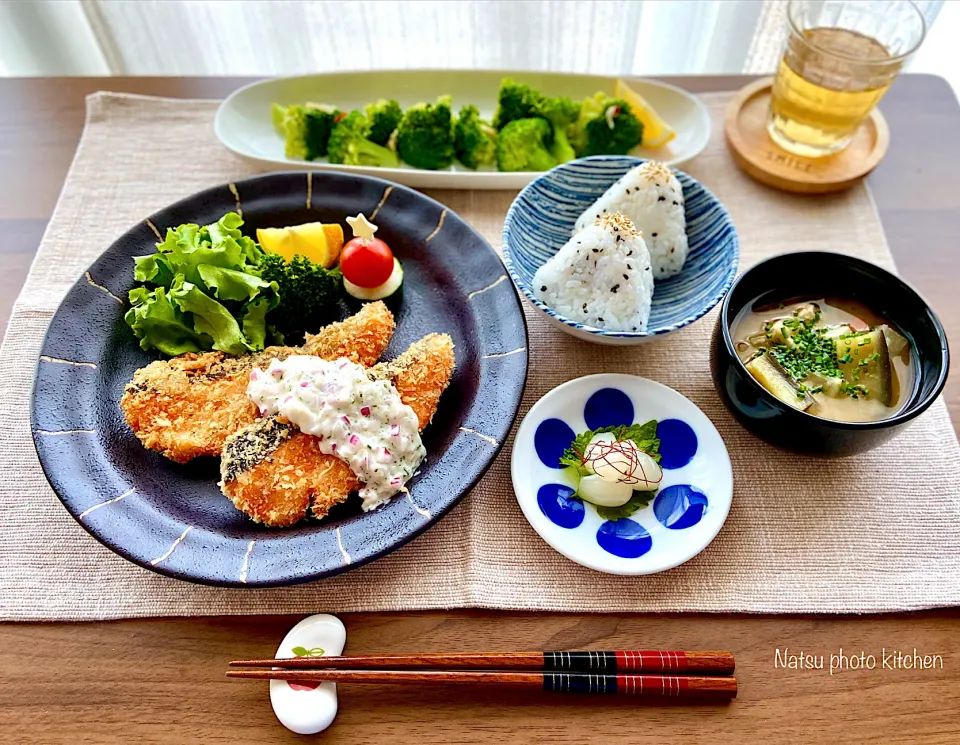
xmin=724 ymin=77 xmax=889 ymax=194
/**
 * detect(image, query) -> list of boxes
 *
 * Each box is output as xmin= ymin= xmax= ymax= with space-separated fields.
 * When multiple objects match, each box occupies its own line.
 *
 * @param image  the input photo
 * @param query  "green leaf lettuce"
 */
xmin=124 ymin=211 xmax=277 ymax=356
xmin=123 ymin=286 xmax=208 ymax=357
xmin=198 ymin=264 xmax=273 ymax=302
xmin=168 ymin=277 xmax=249 ymax=355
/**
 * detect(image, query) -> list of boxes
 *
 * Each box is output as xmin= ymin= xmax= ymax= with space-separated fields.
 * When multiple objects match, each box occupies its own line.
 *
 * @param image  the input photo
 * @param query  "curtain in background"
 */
xmin=0 ymin=1 xmax=110 ymax=76
xmin=1 ymin=0 xmax=763 ymax=77
xmin=744 ymin=0 xmax=946 ymax=72
xmin=1 ymin=0 xmax=949 ymax=81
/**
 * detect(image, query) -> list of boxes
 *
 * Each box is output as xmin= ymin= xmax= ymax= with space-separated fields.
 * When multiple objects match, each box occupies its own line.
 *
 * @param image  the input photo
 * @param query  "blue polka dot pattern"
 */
xmin=596 ymin=520 xmax=652 ymax=558
xmin=584 ymin=388 xmax=634 ymax=431
xmin=532 ymin=385 xmax=711 ymax=562
xmin=657 ymin=418 xmax=698 ymax=469
xmin=534 ymin=418 xmax=576 ymax=469
xmin=654 ymin=485 xmax=708 ymax=530
xmin=537 ymin=484 xmax=585 ymax=529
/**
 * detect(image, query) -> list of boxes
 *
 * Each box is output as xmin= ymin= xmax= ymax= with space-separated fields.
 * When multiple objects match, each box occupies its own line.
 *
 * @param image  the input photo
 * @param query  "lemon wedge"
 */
xmin=257 ymin=223 xmax=344 ymax=268
xmin=615 ymin=78 xmax=676 ymax=149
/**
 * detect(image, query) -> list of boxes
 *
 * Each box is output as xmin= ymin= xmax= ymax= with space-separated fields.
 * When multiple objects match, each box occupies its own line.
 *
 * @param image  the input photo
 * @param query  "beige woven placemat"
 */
xmin=0 ymin=91 xmax=958 ymax=621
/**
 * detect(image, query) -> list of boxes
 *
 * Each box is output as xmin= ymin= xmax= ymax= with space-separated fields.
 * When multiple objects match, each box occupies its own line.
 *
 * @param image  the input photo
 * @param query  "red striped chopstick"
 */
xmin=226 ymin=668 xmax=737 ymax=699
xmin=229 ymin=650 xmax=735 ymax=675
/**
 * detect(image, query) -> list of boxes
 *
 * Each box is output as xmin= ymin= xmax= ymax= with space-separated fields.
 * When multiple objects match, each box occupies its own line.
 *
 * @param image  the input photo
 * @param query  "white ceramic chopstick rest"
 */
xmin=270 ymin=614 xmax=347 ymax=734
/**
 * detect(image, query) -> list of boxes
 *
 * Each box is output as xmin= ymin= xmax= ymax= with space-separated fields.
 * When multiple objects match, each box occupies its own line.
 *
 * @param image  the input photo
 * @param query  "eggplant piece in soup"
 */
xmin=744 ymin=352 xmax=814 ymax=411
xmin=836 ymin=329 xmax=892 ymax=406
xmin=733 ymin=297 xmax=915 ymax=423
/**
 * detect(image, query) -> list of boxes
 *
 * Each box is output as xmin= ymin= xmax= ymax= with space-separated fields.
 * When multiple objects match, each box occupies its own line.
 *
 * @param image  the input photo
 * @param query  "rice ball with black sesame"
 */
xmin=534 ymin=213 xmax=654 ymax=332
xmin=574 ymin=161 xmax=688 ymax=280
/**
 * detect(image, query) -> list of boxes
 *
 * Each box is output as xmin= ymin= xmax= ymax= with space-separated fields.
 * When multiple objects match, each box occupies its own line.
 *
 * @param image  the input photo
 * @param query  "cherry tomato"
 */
xmin=340 ymin=238 xmax=394 ymax=288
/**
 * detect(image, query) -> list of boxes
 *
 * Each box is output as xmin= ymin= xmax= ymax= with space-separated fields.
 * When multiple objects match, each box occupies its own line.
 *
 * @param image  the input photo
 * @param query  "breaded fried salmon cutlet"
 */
xmin=219 ymin=333 xmax=456 ymax=527
xmin=121 ymin=302 xmax=395 ymax=463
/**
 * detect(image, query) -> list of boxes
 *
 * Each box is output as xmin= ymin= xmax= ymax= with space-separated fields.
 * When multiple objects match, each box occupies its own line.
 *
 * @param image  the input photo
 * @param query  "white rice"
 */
xmin=574 ymin=161 xmax=688 ymax=280
xmin=534 ymin=213 xmax=654 ymax=332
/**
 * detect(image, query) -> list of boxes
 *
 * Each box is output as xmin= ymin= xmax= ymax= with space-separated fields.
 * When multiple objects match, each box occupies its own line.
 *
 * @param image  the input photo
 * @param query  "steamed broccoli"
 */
xmin=327 ymin=110 xmax=400 ymax=168
xmin=396 ymin=96 xmax=455 ymax=170
xmin=493 ymin=78 xmax=544 ymax=129
xmin=537 ymin=96 xmax=580 ymax=164
xmin=491 ymin=79 xmax=579 ymax=164
xmin=496 ymin=118 xmax=557 ymax=172
xmin=454 ymin=105 xmax=497 ymax=169
xmin=570 ymin=93 xmax=644 ymax=157
xmin=276 ymin=105 xmax=312 ymax=159
xmin=275 ymin=103 xmax=341 ymax=161
xmin=258 ymin=253 xmax=343 ymax=344
xmin=271 ymin=103 xmax=289 ymax=135
xmin=364 ymin=98 xmax=403 ymax=146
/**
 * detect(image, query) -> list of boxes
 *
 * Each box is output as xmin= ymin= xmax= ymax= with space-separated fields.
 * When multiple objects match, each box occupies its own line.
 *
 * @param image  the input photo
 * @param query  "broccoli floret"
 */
xmin=570 ymin=93 xmax=644 ymax=157
xmin=492 ymin=81 xmax=579 ymax=163
xmin=258 ymin=253 xmax=343 ymax=344
xmin=364 ymin=98 xmax=403 ymax=146
xmin=327 ymin=110 xmax=400 ymax=168
xmin=493 ymin=78 xmax=544 ymax=129
xmin=454 ymin=105 xmax=497 ymax=169
xmin=279 ymin=105 xmax=311 ymax=160
xmin=396 ymin=96 xmax=455 ymax=170
xmin=271 ymin=103 xmax=288 ymax=135
xmin=278 ymin=103 xmax=341 ymax=160
xmin=537 ymin=96 xmax=580 ymax=164
xmin=303 ymin=104 xmax=341 ymax=158
xmin=496 ymin=118 xmax=557 ymax=172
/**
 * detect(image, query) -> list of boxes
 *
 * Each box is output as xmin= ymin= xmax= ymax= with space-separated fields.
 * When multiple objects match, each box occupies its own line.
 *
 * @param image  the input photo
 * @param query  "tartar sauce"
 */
xmin=247 ymin=355 xmax=425 ymax=511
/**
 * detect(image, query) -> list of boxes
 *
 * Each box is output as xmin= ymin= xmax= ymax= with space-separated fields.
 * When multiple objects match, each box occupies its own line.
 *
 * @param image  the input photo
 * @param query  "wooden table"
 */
xmin=1 ymin=76 xmax=958 ymax=744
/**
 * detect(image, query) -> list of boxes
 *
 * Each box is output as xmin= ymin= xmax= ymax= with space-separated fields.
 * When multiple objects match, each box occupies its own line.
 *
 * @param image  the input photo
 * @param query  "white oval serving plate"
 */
xmin=512 ymin=374 xmax=733 ymax=575
xmin=215 ymin=69 xmax=711 ymax=190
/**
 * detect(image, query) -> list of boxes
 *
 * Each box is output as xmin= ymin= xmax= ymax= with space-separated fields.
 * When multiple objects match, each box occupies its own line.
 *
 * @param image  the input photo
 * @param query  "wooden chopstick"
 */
xmin=226 ymin=669 xmax=737 ymax=699
xmin=229 ymin=650 xmax=735 ymax=675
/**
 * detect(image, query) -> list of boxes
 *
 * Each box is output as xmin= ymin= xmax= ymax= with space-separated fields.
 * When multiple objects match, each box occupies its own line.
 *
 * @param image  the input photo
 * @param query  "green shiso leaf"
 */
xmin=596 ymin=490 xmax=657 ymax=522
xmin=558 ymin=420 xmax=661 ymax=470
xmin=558 ymin=420 xmax=662 ymax=517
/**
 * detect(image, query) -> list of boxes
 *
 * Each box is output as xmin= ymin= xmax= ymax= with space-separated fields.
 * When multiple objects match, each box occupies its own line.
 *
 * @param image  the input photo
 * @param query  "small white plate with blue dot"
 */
xmin=512 ymin=374 xmax=733 ymax=575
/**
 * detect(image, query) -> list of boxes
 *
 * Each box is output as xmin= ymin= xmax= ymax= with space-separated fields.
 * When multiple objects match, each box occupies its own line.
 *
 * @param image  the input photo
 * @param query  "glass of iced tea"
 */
xmin=768 ymin=0 xmax=925 ymax=157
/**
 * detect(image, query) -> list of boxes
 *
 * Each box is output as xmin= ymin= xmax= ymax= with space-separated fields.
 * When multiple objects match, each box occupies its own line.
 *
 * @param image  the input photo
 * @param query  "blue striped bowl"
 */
xmin=502 ymin=156 xmax=739 ymax=345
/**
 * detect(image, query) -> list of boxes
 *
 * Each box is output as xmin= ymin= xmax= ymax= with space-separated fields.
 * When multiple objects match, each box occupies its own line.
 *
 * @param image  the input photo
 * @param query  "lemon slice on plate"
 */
xmin=257 ymin=223 xmax=344 ymax=267
xmin=616 ymin=78 xmax=676 ymax=149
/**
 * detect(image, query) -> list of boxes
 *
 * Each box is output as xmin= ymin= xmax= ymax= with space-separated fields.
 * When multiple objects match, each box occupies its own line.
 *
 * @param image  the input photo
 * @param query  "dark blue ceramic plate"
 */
xmin=31 ymin=171 xmax=527 ymax=587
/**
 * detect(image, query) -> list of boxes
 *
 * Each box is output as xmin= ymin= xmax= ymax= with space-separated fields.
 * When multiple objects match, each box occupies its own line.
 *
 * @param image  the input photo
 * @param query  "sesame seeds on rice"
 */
xmin=534 ymin=213 xmax=654 ymax=332
xmin=574 ymin=161 xmax=689 ymax=279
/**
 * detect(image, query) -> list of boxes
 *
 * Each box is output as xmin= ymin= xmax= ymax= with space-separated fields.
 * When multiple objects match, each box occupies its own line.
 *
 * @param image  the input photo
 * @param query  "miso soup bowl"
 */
xmin=710 ymin=252 xmax=950 ymax=457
